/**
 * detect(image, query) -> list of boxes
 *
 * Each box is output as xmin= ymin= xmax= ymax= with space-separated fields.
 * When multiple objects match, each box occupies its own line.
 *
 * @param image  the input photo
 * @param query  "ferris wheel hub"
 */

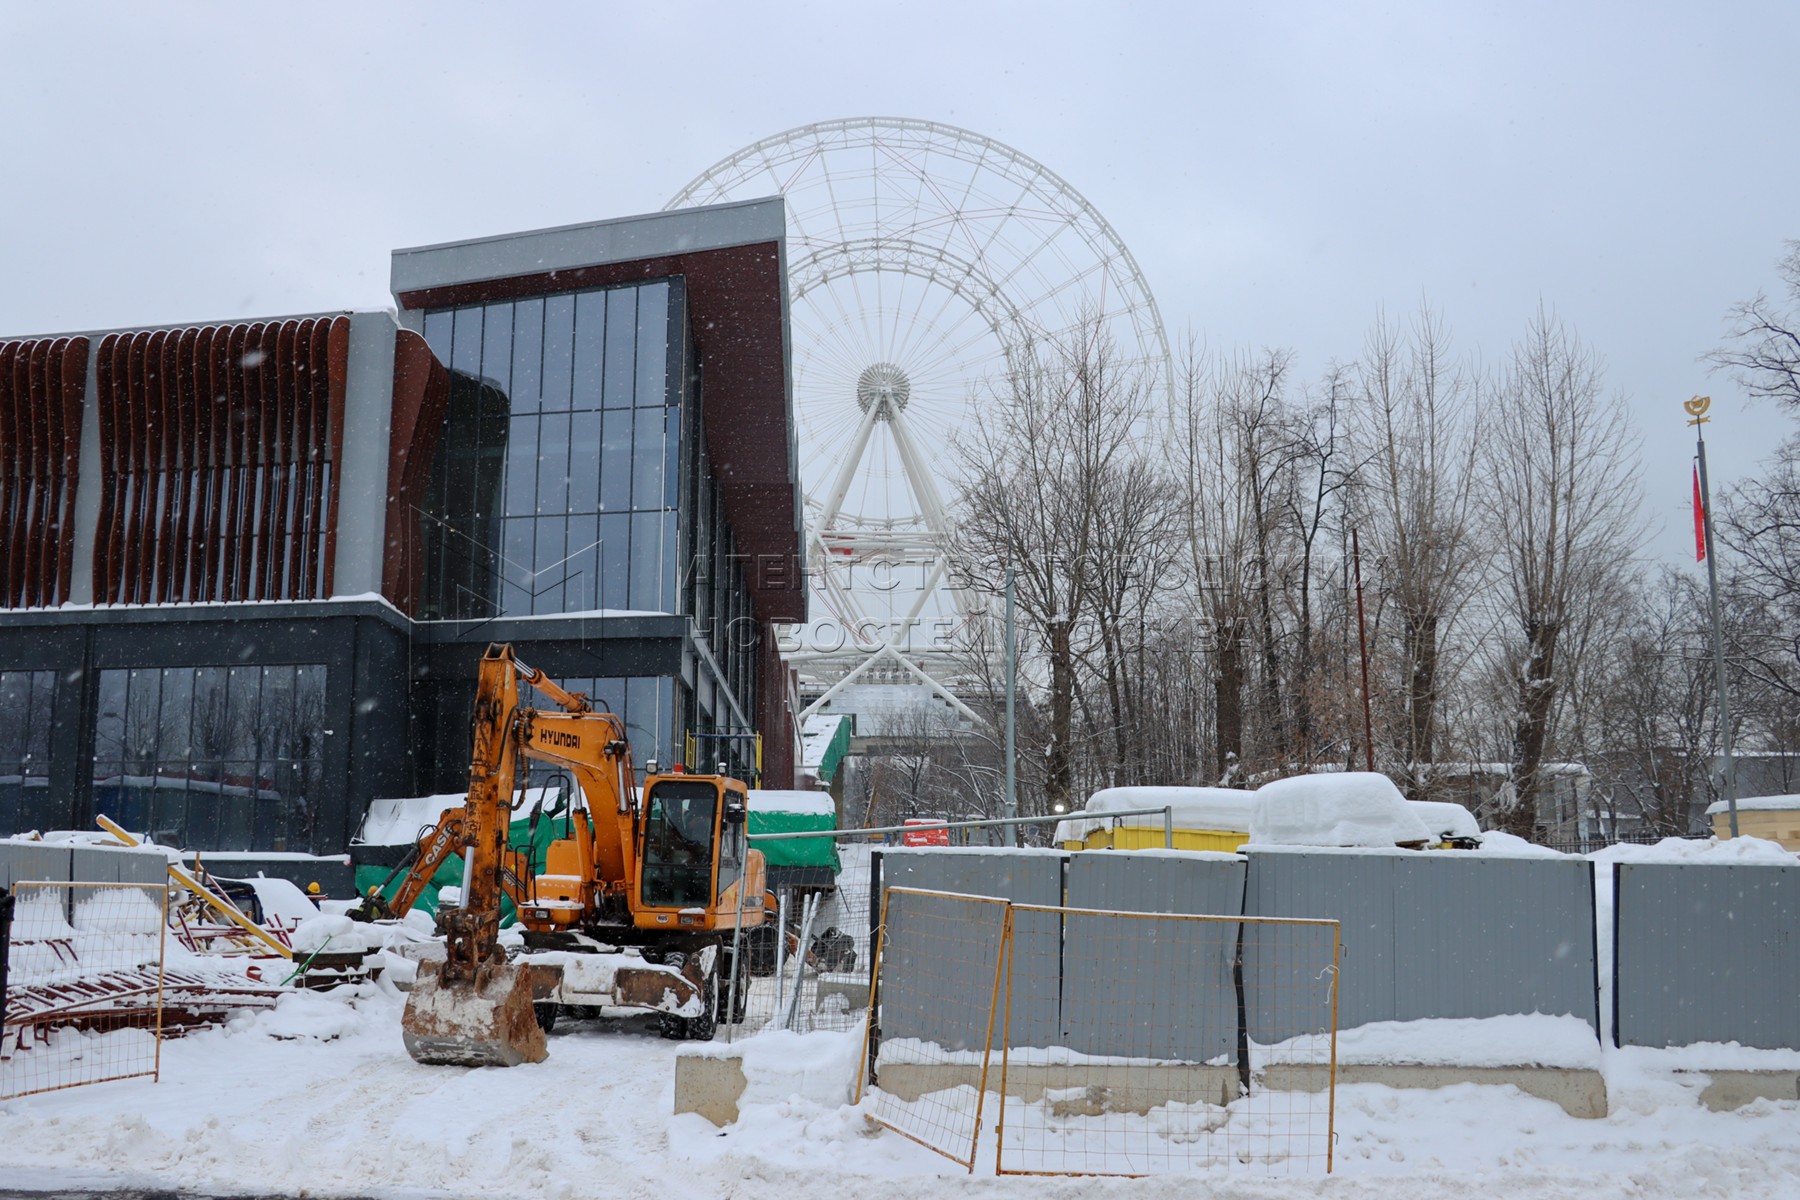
xmin=855 ymin=362 xmax=911 ymax=418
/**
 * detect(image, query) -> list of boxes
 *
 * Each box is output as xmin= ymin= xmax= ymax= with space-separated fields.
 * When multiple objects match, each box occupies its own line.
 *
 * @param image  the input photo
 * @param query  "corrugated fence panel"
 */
xmin=0 ymin=843 xmax=72 ymax=890
xmin=1393 ymin=854 xmax=1598 ymax=1030
xmin=1243 ymin=850 xmax=1376 ymax=1044
xmin=878 ymin=849 xmax=1064 ymax=1049
xmin=1062 ymin=851 xmax=1245 ymax=1062
xmin=1244 ymin=850 xmax=1597 ymax=1042
xmin=1 ymin=843 xmax=168 ymax=889
xmin=70 ymin=845 xmax=169 ymax=886
xmin=1615 ymin=862 xmax=1800 ymax=1050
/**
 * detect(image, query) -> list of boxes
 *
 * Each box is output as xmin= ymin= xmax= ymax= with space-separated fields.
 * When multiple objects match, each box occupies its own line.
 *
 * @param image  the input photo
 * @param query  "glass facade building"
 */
xmin=0 ymin=198 xmax=803 ymax=865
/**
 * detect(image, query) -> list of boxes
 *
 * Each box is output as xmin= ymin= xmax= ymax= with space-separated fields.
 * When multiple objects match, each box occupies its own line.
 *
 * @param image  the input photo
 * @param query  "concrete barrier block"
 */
xmin=1261 ymin=1062 xmax=1609 ymax=1119
xmin=1685 ymin=1070 xmax=1800 ymax=1111
xmin=674 ymin=1052 xmax=748 ymax=1127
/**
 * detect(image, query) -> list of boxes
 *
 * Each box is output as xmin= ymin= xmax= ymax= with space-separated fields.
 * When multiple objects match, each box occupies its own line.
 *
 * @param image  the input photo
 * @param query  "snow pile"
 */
xmin=748 ymin=789 xmax=838 ymax=817
xmin=1308 ymin=1014 xmax=1602 ymax=1068
xmin=1707 ymin=792 xmax=1800 ymax=814
xmin=251 ymin=983 xmax=389 ymax=1043
xmin=1055 ymin=786 xmax=1256 ymax=843
xmin=289 ymin=913 xmax=359 ymax=955
xmin=1471 ymin=830 xmax=1567 ymax=857
xmin=1409 ymin=800 xmax=1480 ymax=841
xmin=1250 ymin=773 xmax=1435 ymax=848
xmin=1591 ymin=835 xmax=1795 ymax=867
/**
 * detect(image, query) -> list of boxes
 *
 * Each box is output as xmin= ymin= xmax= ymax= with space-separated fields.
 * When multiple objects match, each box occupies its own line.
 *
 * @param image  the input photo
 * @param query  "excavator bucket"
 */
xmin=402 ymin=961 xmax=546 ymax=1067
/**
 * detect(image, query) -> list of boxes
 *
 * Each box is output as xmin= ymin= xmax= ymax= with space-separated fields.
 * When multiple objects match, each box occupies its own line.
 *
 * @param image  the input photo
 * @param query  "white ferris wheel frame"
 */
xmin=668 ymin=117 xmax=1172 ymax=725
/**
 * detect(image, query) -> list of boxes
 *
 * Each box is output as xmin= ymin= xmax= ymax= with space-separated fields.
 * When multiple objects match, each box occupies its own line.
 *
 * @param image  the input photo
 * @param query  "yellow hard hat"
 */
xmin=306 ymin=881 xmax=321 ymax=896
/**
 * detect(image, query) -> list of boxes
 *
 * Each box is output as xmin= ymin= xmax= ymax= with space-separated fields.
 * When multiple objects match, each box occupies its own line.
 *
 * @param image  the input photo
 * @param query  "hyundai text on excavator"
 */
xmin=363 ymin=643 xmax=768 ymax=1067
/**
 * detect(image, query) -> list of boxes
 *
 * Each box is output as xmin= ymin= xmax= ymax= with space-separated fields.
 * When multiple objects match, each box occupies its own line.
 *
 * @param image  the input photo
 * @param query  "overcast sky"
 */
xmin=4 ymin=1 xmax=1795 ymax=567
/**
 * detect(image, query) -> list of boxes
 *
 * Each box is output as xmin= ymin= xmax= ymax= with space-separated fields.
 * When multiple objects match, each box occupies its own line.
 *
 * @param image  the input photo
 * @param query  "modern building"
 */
xmin=0 ymin=198 xmax=805 ymax=856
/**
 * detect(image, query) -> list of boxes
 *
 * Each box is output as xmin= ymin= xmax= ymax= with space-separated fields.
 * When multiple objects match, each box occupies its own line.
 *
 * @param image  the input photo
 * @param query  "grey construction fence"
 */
xmin=1613 ymin=860 xmax=1800 ymax=1050
xmin=0 ymin=841 xmax=169 ymax=891
xmin=870 ymin=845 xmax=1603 ymax=1063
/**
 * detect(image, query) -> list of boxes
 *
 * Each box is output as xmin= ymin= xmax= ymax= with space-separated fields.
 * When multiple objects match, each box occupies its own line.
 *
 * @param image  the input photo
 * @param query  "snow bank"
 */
xmin=1591 ymin=835 xmax=1795 ymax=867
xmin=1707 ymin=793 xmax=1800 ymax=814
xmin=1250 ymin=773 xmax=1434 ymax=847
xmin=1054 ymin=786 xmax=1255 ymax=843
xmin=1295 ymin=1014 xmax=1602 ymax=1069
xmin=748 ymin=789 xmax=838 ymax=817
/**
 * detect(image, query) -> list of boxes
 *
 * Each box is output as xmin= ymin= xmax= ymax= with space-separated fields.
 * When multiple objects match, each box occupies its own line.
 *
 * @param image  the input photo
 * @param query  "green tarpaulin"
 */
xmin=747 ymin=792 xmax=842 ymax=872
xmin=353 ymin=795 xmax=575 ymax=925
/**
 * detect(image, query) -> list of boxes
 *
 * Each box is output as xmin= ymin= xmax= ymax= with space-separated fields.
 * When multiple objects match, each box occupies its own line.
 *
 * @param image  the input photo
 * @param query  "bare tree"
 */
xmin=1348 ymin=306 xmax=1482 ymax=796
xmin=1579 ymin=571 xmax=1721 ymax=837
xmin=1483 ymin=309 xmax=1643 ymax=839
xmin=1710 ymin=241 xmax=1800 ymax=412
xmin=955 ymin=324 xmax=1164 ymax=813
xmin=1171 ymin=344 xmax=1307 ymax=777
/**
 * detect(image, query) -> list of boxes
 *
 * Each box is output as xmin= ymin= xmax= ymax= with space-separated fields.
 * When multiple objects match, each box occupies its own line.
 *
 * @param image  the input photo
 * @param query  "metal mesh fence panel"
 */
xmin=859 ymin=886 xmax=1012 ymax=1169
xmin=994 ymin=906 xmax=1338 ymax=1177
xmin=1 ymin=881 xmax=170 ymax=1099
xmin=727 ymin=847 xmax=874 ymax=1037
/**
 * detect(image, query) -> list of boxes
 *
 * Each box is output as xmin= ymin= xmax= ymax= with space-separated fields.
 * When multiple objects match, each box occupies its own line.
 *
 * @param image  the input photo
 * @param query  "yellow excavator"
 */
xmin=364 ymin=643 xmax=768 ymax=1067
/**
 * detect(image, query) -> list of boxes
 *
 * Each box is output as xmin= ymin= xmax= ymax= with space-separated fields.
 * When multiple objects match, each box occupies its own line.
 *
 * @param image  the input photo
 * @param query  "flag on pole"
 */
xmin=1693 ymin=462 xmax=1707 ymax=562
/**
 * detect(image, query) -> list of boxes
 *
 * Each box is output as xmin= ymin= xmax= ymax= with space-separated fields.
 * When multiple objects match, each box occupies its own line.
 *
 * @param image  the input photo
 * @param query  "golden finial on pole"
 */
xmin=1684 ymin=394 xmax=1712 ymax=425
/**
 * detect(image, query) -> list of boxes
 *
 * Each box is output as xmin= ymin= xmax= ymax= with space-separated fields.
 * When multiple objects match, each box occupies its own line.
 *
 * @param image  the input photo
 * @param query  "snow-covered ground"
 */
xmin=2 ymin=978 xmax=1798 ymax=1198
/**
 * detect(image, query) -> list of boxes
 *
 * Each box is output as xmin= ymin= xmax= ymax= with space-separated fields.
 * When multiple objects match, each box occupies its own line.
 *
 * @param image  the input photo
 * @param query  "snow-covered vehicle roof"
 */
xmin=1250 ymin=772 xmax=1436 ymax=848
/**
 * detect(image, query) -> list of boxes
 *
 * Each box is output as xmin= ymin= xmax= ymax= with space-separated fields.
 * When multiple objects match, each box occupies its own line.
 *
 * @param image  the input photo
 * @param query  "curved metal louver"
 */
xmin=0 ymin=336 xmax=89 ymax=608
xmin=93 ymin=317 xmax=349 ymax=605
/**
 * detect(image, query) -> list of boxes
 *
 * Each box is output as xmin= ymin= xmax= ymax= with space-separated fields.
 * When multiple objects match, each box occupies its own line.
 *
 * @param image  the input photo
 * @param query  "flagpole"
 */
xmin=1688 ymin=395 xmax=1739 ymax=838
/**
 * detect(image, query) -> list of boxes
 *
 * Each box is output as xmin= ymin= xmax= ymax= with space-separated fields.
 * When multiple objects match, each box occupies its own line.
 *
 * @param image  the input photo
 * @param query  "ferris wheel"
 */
xmin=668 ymin=118 xmax=1171 ymax=716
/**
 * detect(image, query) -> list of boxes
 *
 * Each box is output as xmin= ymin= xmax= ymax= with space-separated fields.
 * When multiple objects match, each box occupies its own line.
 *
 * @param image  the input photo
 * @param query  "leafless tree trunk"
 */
xmin=954 ymin=322 xmax=1163 ymax=814
xmin=1483 ymin=309 xmax=1642 ymax=839
xmin=1348 ymin=306 xmax=1481 ymax=797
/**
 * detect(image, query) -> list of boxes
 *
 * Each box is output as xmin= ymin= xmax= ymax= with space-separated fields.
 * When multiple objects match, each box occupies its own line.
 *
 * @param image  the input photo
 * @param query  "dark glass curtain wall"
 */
xmin=91 ymin=664 xmax=327 ymax=852
xmin=418 ymin=281 xmax=683 ymax=620
xmin=0 ymin=669 xmax=55 ymax=835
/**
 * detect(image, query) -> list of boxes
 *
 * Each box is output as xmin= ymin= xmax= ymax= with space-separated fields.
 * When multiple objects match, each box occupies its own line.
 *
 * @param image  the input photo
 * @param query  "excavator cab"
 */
xmin=635 ymin=776 xmax=758 ymax=924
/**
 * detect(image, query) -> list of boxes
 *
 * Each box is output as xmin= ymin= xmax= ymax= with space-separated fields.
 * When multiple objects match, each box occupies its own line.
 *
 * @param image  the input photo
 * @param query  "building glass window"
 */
xmin=0 ymin=670 xmax=56 ymax=836
xmin=419 ymin=280 xmax=681 ymax=620
xmin=91 ymin=664 xmax=326 ymax=853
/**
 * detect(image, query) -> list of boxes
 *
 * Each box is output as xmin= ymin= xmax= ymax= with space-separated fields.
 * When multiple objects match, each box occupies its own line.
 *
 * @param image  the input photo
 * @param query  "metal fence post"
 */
xmin=0 ymin=885 xmax=13 ymax=1035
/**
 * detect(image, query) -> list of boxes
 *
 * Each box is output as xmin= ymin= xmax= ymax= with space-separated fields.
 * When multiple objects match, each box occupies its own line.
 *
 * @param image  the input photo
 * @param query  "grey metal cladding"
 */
xmin=1614 ymin=862 xmax=1800 ymax=1050
xmin=1392 ymin=853 xmax=1598 ymax=1030
xmin=1062 ymin=852 xmax=1246 ymax=1062
xmin=880 ymin=888 xmax=1011 ymax=1052
xmin=390 ymin=198 xmax=788 ymax=297
xmin=1243 ymin=850 xmax=1598 ymax=1042
xmin=1242 ymin=851 xmax=1361 ymax=1044
xmin=0 ymin=842 xmax=72 ymax=890
xmin=879 ymin=850 xmax=1063 ymax=1049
